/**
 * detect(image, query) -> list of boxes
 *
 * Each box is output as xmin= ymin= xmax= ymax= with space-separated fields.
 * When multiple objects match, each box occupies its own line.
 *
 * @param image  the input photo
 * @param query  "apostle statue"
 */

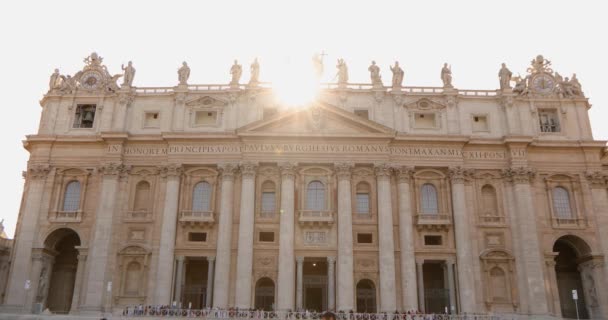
xmin=512 ymin=76 xmax=529 ymax=96
xmin=312 ymin=53 xmax=324 ymax=79
xmin=336 ymin=59 xmax=348 ymax=86
xmin=441 ymin=63 xmax=453 ymax=88
xmin=121 ymin=61 xmax=136 ymax=87
xmin=368 ymin=61 xmax=383 ymax=88
xmin=249 ymin=58 xmax=260 ymax=86
xmin=390 ymin=61 xmax=404 ymax=88
xmin=498 ymin=63 xmax=512 ymax=90
xmin=230 ymin=60 xmax=242 ymax=86
xmin=49 ymin=69 xmax=60 ymax=91
xmin=58 ymin=75 xmax=77 ymax=94
xmin=178 ymin=61 xmax=190 ymax=85
xmin=570 ymin=73 xmax=583 ymax=96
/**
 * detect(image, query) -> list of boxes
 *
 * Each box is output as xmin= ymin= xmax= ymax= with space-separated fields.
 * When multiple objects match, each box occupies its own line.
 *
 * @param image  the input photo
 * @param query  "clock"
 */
xmin=531 ymin=74 xmax=556 ymax=94
xmin=80 ymin=71 xmax=102 ymax=90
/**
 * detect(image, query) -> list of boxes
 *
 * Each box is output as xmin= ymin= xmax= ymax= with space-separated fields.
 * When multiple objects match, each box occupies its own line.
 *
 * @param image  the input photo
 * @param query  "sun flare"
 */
xmin=272 ymin=57 xmax=321 ymax=108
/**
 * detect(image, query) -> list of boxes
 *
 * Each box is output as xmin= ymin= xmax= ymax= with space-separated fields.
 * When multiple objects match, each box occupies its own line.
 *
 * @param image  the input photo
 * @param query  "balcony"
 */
xmin=298 ymin=210 xmax=334 ymax=227
xmin=49 ymin=211 xmax=83 ymax=223
xmin=124 ymin=210 xmax=154 ymax=223
xmin=179 ymin=210 xmax=215 ymax=226
xmin=551 ymin=217 xmax=587 ymax=229
xmin=478 ymin=214 xmax=507 ymax=227
xmin=415 ymin=213 xmax=451 ymax=231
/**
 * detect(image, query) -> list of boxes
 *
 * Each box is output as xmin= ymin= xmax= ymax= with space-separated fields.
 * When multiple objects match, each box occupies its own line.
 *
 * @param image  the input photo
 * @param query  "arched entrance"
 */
xmin=356 ymin=279 xmax=376 ymax=313
xmin=254 ymin=277 xmax=275 ymax=311
xmin=553 ymin=235 xmax=593 ymax=319
xmin=44 ymin=228 xmax=80 ymax=314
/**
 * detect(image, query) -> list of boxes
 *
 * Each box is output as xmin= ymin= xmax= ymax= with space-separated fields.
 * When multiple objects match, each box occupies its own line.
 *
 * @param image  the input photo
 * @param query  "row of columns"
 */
xmin=295 ymin=257 xmax=336 ymax=311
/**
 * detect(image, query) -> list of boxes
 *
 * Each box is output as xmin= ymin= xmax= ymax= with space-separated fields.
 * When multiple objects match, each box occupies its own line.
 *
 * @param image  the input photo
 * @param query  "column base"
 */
xmin=0 ymin=304 xmax=27 ymax=314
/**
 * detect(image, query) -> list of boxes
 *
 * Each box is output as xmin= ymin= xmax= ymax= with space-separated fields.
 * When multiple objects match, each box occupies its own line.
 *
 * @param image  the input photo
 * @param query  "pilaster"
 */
xmin=374 ymin=163 xmax=397 ymax=311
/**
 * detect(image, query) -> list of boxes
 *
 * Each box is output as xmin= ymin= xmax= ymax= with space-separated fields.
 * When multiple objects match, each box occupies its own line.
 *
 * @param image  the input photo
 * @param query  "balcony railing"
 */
xmin=552 ymin=217 xmax=586 ymax=229
xmin=179 ymin=211 xmax=215 ymax=225
xmin=49 ymin=210 xmax=83 ymax=223
xmin=259 ymin=210 xmax=276 ymax=219
xmin=415 ymin=213 xmax=451 ymax=230
xmin=298 ymin=210 xmax=334 ymax=227
xmin=124 ymin=210 xmax=154 ymax=223
xmin=478 ymin=214 xmax=506 ymax=226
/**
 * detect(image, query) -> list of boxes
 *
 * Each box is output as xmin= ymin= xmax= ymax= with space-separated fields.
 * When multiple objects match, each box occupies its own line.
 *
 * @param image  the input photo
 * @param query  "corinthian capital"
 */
xmin=158 ymin=164 xmax=183 ymax=178
xmin=99 ymin=163 xmax=131 ymax=177
xmin=448 ymin=166 xmax=473 ymax=184
xmin=278 ymin=162 xmax=298 ymax=180
xmin=334 ymin=162 xmax=354 ymax=180
xmin=585 ymin=171 xmax=607 ymax=188
xmin=27 ymin=164 xmax=51 ymax=180
xmin=395 ymin=166 xmax=415 ymax=183
xmin=218 ymin=162 xmax=238 ymax=181
xmin=502 ymin=167 xmax=536 ymax=184
xmin=240 ymin=161 xmax=258 ymax=179
xmin=374 ymin=162 xmax=393 ymax=179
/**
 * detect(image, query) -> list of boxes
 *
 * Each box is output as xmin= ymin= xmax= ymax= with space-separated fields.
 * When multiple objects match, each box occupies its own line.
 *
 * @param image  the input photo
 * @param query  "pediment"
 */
xmin=186 ymin=96 xmax=228 ymax=108
xmin=237 ymin=103 xmax=395 ymax=137
xmin=403 ymin=98 xmax=446 ymax=110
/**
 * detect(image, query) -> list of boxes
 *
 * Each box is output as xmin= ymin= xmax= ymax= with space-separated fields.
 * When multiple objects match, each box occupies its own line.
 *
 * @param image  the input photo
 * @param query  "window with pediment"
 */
xmin=62 ymin=181 xmax=81 ymax=212
xmin=552 ymin=187 xmax=572 ymax=218
xmin=307 ymin=181 xmax=325 ymax=211
xmin=192 ymin=182 xmax=212 ymax=212
xmin=51 ymin=168 xmax=90 ymax=223
xmin=544 ymin=174 xmax=586 ymax=229
xmin=413 ymin=170 xmax=450 ymax=230
xmin=420 ymin=183 xmax=439 ymax=214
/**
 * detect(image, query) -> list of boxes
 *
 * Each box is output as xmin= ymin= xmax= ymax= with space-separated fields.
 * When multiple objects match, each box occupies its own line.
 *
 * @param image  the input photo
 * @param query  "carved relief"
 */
xmin=303 ymin=231 xmax=327 ymax=245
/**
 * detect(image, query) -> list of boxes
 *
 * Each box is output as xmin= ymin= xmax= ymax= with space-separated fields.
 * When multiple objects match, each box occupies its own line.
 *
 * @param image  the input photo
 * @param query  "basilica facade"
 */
xmin=1 ymin=53 xmax=608 ymax=319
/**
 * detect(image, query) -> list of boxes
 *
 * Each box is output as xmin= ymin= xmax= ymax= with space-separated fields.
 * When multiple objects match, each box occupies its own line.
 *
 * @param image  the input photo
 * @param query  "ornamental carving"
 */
xmin=585 ymin=171 xmax=607 ymax=188
xmin=373 ymin=162 xmax=393 ymax=179
xmin=448 ymin=166 xmax=473 ymax=184
xmin=118 ymin=93 xmax=135 ymax=106
xmin=334 ymin=162 xmax=354 ymax=180
xmin=218 ymin=163 xmax=238 ymax=180
xmin=256 ymin=256 xmax=275 ymax=269
xmin=240 ymin=161 xmax=258 ymax=179
xmin=396 ymin=166 xmax=415 ymax=183
xmin=356 ymin=257 xmax=377 ymax=271
xmin=27 ymin=165 xmax=51 ymax=180
xmin=502 ymin=167 xmax=536 ymax=184
xmin=158 ymin=164 xmax=183 ymax=178
xmin=99 ymin=163 xmax=131 ymax=177
xmin=49 ymin=52 xmax=122 ymax=95
xmin=279 ymin=162 xmax=298 ymax=179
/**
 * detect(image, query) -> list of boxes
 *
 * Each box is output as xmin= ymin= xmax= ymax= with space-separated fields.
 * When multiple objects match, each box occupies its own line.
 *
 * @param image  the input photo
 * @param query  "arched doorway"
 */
xmin=254 ymin=277 xmax=275 ymax=311
xmin=356 ymin=279 xmax=376 ymax=313
xmin=553 ymin=235 xmax=592 ymax=319
xmin=44 ymin=228 xmax=80 ymax=314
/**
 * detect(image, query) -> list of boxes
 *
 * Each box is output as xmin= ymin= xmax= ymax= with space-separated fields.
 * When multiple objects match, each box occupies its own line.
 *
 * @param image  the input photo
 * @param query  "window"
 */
xmin=356 ymin=182 xmax=371 ymax=215
xmin=472 ymin=115 xmax=488 ymax=132
xmin=62 ymin=181 xmax=81 ymax=212
xmin=481 ymin=185 xmax=498 ymax=216
xmin=539 ymin=110 xmax=560 ymax=133
xmin=424 ymin=235 xmax=442 ymax=246
xmin=188 ymin=232 xmax=207 ymax=242
xmin=133 ymin=181 xmax=151 ymax=211
xmin=414 ymin=113 xmax=436 ymax=128
xmin=259 ymin=232 xmax=275 ymax=242
xmin=261 ymin=181 xmax=276 ymax=217
xmin=357 ymin=233 xmax=373 ymax=244
xmin=144 ymin=112 xmax=160 ymax=128
xmin=490 ymin=267 xmax=508 ymax=302
xmin=195 ymin=110 xmax=217 ymax=126
xmin=125 ymin=262 xmax=141 ymax=295
xmin=552 ymin=187 xmax=572 ymax=218
xmin=192 ymin=182 xmax=212 ymax=212
xmin=354 ymin=110 xmax=369 ymax=119
xmin=420 ymin=183 xmax=438 ymax=214
xmin=73 ymin=104 xmax=96 ymax=128
xmin=263 ymin=108 xmax=278 ymax=120
xmin=306 ymin=181 xmax=325 ymax=211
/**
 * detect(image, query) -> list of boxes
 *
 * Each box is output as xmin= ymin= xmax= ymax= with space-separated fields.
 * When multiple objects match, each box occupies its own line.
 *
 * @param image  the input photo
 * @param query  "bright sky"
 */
xmin=0 ymin=0 xmax=606 ymax=238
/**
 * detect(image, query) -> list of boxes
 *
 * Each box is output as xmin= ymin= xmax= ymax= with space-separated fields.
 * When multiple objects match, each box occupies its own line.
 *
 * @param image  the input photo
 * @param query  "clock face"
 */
xmin=532 ymin=74 xmax=556 ymax=94
xmin=80 ymin=71 xmax=102 ymax=90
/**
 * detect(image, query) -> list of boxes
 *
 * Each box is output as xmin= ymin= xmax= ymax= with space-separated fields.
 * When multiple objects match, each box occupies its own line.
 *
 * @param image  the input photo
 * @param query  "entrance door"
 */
xmin=423 ymin=262 xmax=449 ymax=313
xmin=305 ymin=287 xmax=323 ymax=311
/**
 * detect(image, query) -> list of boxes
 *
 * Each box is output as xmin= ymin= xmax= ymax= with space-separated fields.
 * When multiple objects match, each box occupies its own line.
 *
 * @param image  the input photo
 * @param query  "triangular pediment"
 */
xmin=237 ymin=103 xmax=395 ymax=137
xmin=186 ymin=95 xmax=228 ymax=107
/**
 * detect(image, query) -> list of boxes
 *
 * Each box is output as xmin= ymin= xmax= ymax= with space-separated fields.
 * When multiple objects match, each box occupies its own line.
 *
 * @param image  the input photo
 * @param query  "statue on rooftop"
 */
xmin=570 ymin=73 xmax=583 ymax=96
xmin=368 ymin=61 xmax=383 ymax=88
xmin=498 ymin=63 xmax=512 ymax=90
xmin=58 ymin=75 xmax=77 ymax=94
xmin=121 ymin=61 xmax=136 ymax=87
xmin=49 ymin=69 xmax=60 ymax=91
xmin=249 ymin=58 xmax=260 ymax=86
xmin=528 ymin=54 xmax=553 ymax=74
xmin=441 ymin=63 xmax=453 ymax=88
xmin=312 ymin=53 xmax=324 ymax=79
xmin=178 ymin=61 xmax=190 ymax=85
xmin=230 ymin=60 xmax=242 ymax=86
xmin=336 ymin=59 xmax=348 ymax=86
xmin=512 ymin=75 xmax=530 ymax=96
xmin=390 ymin=61 xmax=404 ymax=88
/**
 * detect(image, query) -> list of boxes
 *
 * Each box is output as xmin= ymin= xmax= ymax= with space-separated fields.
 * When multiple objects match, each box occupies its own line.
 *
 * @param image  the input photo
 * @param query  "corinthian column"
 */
xmin=3 ymin=165 xmax=50 ymax=312
xmin=277 ymin=162 xmax=297 ymax=311
xmin=335 ymin=162 xmax=354 ymax=311
xmin=235 ymin=162 xmax=258 ymax=309
xmin=503 ymin=167 xmax=548 ymax=315
xmin=396 ymin=166 xmax=418 ymax=311
xmin=154 ymin=164 xmax=183 ymax=305
xmin=374 ymin=163 xmax=397 ymax=311
xmin=213 ymin=163 xmax=238 ymax=308
xmin=585 ymin=171 xmax=608 ymax=290
xmin=448 ymin=166 xmax=476 ymax=313
xmin=69 ymin=248 xmax=88 ymax=313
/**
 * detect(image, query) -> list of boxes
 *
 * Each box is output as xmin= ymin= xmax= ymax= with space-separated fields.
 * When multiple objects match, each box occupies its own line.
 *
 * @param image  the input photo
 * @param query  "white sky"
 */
xmin=0 ymin=0 xmax=606 ymax=238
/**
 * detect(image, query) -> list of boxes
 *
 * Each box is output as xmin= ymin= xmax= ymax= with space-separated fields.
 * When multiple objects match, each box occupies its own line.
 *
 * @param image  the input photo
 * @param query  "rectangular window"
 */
xmin=144 ymin=112 xmax=160 ymax=128
xmin=414 ymin=113 xmax=436 ymax=128
xmin=195 ymin=111 xmax=217 ymax=126
xmin=259 ymin=232 xmax=275 ymax=242
xmin=188 ymin=232 xmax=207 ymax=242
xmin=357 ymin=233 xmax=373 ymax=244
xmin=472 ymin=115 xmax=488 ymax=132
xmin=261 ymin=192 xmax=276 ymax=215
xmin=73 ymin=104 xmax=96 ymax=128
xmin=539 ymin=110 xmax=560 ymax=133
xmin=356 ymin=193 xmax=370 ymax=215
xmin=424 ymin=235 xmax=442 ymax=246
xmin=354 ymin=109 xmax=369 ymax=119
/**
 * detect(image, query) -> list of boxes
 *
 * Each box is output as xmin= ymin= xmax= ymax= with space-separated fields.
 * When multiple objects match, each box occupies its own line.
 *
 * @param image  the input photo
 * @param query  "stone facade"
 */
xmin=1 ymin=53 xmax=608 ymax=319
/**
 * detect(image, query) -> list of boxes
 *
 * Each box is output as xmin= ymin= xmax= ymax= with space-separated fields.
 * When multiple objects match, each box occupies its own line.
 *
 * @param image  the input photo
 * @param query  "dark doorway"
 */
xmin=303 ymin=259 xmax=327 ymax=312
xmin=423 ymin=262 xmax=449 ymax=314
xmin=183 ymin=258 xmax=209 ymax=309
xmin=255 ymin=277 xmax=275 ymax=311
xmin=356 ymin=279 xmax=376 ymax=313
xmin=45 ymin=229 xmax=80 ymax=313
xmin=554 ymin=237 xmax=590 ymax=319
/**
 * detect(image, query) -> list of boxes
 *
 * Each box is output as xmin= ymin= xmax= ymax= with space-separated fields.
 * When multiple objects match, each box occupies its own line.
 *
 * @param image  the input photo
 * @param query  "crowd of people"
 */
xmin=121 ymin=306 xmax=500 ymax=320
